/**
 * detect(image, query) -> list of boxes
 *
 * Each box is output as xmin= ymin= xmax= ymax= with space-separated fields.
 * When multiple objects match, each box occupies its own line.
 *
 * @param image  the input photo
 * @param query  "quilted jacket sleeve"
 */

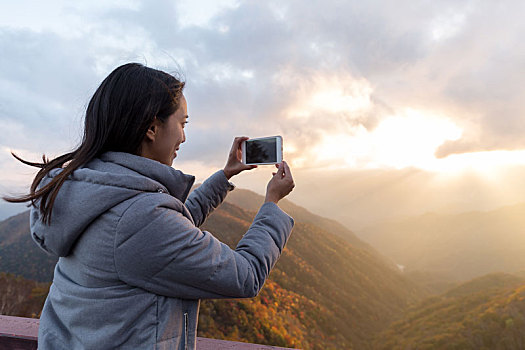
xmin=114 ymin=193 xmax=294 ymax=299
xmin=184 ymin=170 xmax=234 ymax=227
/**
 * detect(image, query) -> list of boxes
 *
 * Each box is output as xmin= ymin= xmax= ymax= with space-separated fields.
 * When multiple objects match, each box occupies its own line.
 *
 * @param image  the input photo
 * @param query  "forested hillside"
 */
xmin=376 ymin=273 xmax=525 ymax=349
xmin=199 ymin=201 xmax=426 ymax=349
xmin=0 ymin=211 xmax=57 ymax=281
xmin=0 ymin=193 xmax=425 ymax=349
xmin=0 ymin=272 xmax=50 ymax=318
xmin=5 ymin=198 xmax=525 ymax=349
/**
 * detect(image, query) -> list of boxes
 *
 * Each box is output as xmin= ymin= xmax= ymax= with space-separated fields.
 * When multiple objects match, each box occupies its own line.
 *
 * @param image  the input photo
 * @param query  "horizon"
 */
xmin=3 ymin=174 xmax=525 ymax=231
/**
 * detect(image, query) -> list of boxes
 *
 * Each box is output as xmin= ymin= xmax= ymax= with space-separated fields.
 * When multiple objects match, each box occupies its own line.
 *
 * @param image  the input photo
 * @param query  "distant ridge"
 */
xmin=226 ymin=188 xmax=384 ymax=253
xmin=360 ymin=202 xmax=525 ymax=280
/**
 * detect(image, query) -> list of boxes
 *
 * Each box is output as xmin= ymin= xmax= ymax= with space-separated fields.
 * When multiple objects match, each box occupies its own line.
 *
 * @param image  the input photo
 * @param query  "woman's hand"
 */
xmin=223 ymin=136 xmax=257 ymax=179
xmin=265 ymin=161 xmax=295 ymax=204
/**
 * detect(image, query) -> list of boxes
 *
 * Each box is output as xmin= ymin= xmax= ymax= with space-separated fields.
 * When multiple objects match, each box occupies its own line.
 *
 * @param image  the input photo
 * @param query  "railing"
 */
xmin=0 ymin=315 xmax=298 ymax=350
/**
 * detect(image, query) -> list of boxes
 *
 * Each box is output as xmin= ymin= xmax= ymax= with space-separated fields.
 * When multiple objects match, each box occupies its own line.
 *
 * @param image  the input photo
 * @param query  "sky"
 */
xmin=1 ymin=0 xmax=525 ymax=227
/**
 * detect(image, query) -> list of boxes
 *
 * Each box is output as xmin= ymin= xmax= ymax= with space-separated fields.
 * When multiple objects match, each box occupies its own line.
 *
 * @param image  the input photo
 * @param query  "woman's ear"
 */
xmin=144 ymin=118 xmax=160 ymax=142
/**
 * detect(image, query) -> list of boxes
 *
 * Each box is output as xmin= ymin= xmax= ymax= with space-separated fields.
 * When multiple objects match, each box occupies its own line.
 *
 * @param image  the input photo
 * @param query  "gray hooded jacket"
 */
xmin=30 ymin=152 xmax=294 ymax=350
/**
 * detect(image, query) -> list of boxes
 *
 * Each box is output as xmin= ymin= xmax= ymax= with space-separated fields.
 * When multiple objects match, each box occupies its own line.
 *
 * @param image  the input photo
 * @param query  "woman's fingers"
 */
xmin=276 ymin=162 xmax=285 ymax=176
xmin=272 ymin=161 xmax=291 ymax=178
xmin=282 ymin=161 xmax=292 ymax=178
xmin=231 ymin=136 xmax=247 ymax=155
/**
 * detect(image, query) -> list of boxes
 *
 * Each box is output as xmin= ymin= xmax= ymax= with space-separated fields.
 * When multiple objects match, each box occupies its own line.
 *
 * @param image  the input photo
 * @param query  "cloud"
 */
xmin=2 ymin=0 xmax=525 ymax=221
xmin=168 ymin=0 xmax=525 ymax=162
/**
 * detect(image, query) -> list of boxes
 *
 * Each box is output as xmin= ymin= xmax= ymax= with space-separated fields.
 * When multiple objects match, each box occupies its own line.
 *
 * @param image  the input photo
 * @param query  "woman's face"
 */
xmin=141 ymin=95 xmax=188 ymax=165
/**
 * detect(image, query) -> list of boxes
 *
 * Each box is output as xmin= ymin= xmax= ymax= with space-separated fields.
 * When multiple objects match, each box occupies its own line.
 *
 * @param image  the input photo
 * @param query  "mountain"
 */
xmin=360 ymin=203 xmax=525 ymax=281
xmin=200 ymin=200 xmax=426 ymax=349
xmin=0 ymin=192 xmax=426 ymax=349
xmin=226 ymin=188 xmax=377 ymax=251
xmin=404 ymin=270 xmax=460 ymax=295
xmin=376 ymin=273 xmax=525 ymax=349
xmin=0 ymin=211 xmax=57 ymax=282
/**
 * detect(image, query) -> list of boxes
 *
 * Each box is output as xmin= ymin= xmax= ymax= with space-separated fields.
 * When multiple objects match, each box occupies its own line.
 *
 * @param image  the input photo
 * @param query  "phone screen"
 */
xmin=245 ymin=138 xmax=278 ymax=164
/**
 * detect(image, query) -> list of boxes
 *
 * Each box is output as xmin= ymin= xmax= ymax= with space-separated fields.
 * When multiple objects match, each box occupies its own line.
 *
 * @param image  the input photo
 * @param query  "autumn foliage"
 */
xmin=6 ymin=193 xmax=525 ymax=348
xmin=0 ymin=272 xmax=50 ymax=318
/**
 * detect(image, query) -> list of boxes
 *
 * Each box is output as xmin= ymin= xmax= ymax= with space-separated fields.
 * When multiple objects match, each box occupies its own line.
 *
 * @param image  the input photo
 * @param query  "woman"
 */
xmin=4 ymin=63 xmax=295 ymax=349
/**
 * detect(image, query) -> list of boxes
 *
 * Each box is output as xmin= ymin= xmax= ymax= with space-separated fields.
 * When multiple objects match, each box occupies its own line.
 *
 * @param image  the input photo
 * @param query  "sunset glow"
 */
xmin=290 ymin=107 xmax=525 ymax=175
xmin=278 ymin=73 xmax=525 ymax=176
xmin=291 ymin=109 xmax=460 ymax=170
xmin=284 ymin=74 xmax=373 ymax=119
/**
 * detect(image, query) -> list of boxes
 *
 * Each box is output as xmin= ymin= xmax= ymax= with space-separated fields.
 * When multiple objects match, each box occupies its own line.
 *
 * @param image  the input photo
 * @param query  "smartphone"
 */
xmin=242 ymin=136 xmax=283 ymax=165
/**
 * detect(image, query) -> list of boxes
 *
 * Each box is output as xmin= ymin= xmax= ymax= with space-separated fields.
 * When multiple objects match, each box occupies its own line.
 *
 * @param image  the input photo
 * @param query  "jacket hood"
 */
xmin=30 ymin=152 xmax=195 ymax=257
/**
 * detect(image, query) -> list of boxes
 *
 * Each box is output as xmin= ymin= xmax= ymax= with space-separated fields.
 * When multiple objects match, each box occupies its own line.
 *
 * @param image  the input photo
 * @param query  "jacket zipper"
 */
xmin=184 ymin=312 xmax=189 ymax=350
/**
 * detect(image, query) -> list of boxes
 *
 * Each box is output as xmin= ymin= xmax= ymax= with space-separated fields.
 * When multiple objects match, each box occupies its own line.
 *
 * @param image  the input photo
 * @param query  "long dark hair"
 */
xmin=3 ymin=63 xmax=185 ymax=224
